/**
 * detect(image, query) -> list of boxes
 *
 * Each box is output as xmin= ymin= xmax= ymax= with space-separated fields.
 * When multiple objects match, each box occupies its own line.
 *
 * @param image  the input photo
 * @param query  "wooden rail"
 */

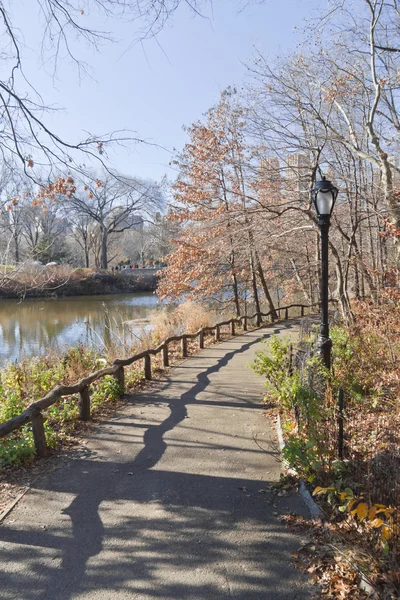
xmin=0 ymin=302 xmax=322 ymax=456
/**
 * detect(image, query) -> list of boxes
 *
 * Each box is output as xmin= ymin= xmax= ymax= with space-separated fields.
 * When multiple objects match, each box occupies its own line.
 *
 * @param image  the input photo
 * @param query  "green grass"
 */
xmin=0 ymin=346 xmax=122 ymax=467
xmin=0 ymin=264 xmax=16 ymax=273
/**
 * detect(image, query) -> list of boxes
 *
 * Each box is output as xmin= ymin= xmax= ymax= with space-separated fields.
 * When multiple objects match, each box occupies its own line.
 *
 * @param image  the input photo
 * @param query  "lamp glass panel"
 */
xmin=316 ymin=190 xmax=333 ymax=216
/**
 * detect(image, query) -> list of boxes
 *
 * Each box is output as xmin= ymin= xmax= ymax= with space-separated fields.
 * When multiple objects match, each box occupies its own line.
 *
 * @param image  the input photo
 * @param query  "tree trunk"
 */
xmin=101 ymin=228 xmax=108 ymax=269
xmin=14 ymin=234 xmax=20 ymax=264
xmin=250 ymin=252 xmax=261 ymax=317
xmin=329 ymin=240 xmax=353 ymax=325
xmin=354 ymin=261 xmax=361 ymax=300
xmin=381 ymin=159 xmax=400 ymax=238
xmin=231 ymin=271 xmax=241 ymax=317
xmin=290 ymin=258 xmax=311 ymax=304
xmin=84 ymin=237 xmax=90 ymax=268
xmin=305 ymin=240 xmax=315 ymax=304
xmin=255 ymin=252 xmax=277 ymax=319
xmin=353 ymin=243 xmax=376 ymax=301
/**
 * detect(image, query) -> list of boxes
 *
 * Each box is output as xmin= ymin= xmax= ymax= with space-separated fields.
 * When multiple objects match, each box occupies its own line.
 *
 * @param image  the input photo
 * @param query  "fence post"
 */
xmin=301 ymin=305 xmax=305 ymax=317
xmin=31 ymin=413 xmax=47 ymax=457
xmin=114 ymin=366 xmax=125 ymax=395
xmin=79 ymin=386 xmax=91 ymax=421
xmin=162 ymin=344 xmax=169 ymax=368
xmin=144 ymin=354 xmax=151 ymax=380
xmin=199 ymin=329 xmax=204 ymax=349
xmin=285 ymin=308 xmax=289 ymax=320
xmin=338 ymin=388 xmax=344 ymax=460
xmin=214 ymin=325 xmax=220 ymax=342
xmin=230 ymin=320 xmax=235 ymax=336
xmin=256 ymin=312 xmax=261 ymax=327
xmin=181 ymin=336 xmax=188 ymax=358
xmin=243 ymin=316 xmax=247 ymax=331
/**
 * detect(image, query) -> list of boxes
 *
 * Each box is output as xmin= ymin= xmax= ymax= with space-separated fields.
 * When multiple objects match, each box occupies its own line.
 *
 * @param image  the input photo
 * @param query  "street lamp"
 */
xmin=311 ymin=174 xmax=338 ymax=369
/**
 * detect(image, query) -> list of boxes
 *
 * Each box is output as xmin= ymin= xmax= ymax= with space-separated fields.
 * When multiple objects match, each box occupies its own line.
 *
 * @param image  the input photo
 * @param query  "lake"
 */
xmin=0 ymin=293 xmax=161 ymax=364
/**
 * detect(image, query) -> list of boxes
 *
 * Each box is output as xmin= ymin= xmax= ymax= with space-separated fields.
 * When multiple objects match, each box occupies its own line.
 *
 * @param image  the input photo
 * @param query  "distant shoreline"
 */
xmin=0 ymin=268 xmax=162 ymax=300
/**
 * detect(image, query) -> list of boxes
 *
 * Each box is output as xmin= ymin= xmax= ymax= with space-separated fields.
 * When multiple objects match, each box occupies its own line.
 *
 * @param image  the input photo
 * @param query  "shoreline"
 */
xmin=0 ymin=269 xmax=161 ymax=300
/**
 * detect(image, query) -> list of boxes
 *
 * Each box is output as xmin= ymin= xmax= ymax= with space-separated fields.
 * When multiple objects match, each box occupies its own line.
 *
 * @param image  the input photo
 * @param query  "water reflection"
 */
xmin=0 ymin=293 xmax=159 ymax=364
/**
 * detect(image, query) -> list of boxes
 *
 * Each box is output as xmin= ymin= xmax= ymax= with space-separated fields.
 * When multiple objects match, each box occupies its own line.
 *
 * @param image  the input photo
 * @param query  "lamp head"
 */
xmin=311 ymin=176 xmax=338 ymax=218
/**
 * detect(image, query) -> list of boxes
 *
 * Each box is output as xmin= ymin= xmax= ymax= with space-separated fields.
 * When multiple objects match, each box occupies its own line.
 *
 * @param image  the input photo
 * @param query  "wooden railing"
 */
xmin=0 ymin=303 xmax=319 ymax=457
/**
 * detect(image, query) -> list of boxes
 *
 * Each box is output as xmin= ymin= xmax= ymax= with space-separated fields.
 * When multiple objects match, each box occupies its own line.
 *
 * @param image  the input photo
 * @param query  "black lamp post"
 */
xmin=311 ymin=174 xmax=338 ymax=370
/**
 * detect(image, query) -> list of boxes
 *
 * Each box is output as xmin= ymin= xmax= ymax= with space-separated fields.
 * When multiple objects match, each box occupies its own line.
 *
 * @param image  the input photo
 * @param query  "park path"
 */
xmin=0 ymin=320 xmax=312 ymax=600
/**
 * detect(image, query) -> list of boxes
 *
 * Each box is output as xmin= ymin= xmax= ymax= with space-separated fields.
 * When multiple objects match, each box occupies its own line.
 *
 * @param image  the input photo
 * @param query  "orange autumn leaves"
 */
xmin=313 ymin=486 xmax=395 ymax=543
xmin=158 ymin=96 xmax=254 ymax=305
xmin=5 ymin=176 xmax=104 ymax=212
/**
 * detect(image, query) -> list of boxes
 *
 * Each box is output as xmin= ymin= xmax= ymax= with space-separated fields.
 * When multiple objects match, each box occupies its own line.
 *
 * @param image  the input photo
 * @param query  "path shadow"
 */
xmin=0 ymin=323 xmax=309 ymax=600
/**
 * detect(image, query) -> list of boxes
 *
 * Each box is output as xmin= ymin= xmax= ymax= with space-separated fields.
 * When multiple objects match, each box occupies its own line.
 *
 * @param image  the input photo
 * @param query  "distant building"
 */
xmin=285 ymin=153 xmax=310 ymax=200
xmin=117 ymin=212 xmax=144 ymax=231
xmin=132 ymin=214 xmax=144 ymax=231
xmin=258 ymin=157 xmax=282 ymax=204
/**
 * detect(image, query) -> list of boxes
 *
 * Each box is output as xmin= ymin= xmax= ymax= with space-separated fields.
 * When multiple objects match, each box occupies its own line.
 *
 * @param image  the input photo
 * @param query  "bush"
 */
xmin=175 ymin=300 xmax=212 ymax=333
xmin=0 ymin=426 xmax=35 ymax=467
xmin=251 ymin=334 xmax=326 ymax=478
xmin=150 ymin=301 xmax=214 ymax=344
xmin=251 ymin=335 xmax=292 ymax=401
xmin=150 ymin=308 xmax=179 ymax=343
xmin=0 ymin=346 xmax=103 ymax=467
xmin=91 ymin=375 xmax=122 ymax=409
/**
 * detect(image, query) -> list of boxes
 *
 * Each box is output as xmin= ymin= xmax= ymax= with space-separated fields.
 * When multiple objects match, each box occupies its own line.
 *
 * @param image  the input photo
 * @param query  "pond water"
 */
xmin=0 ymin=293 xmax=161 ymax=364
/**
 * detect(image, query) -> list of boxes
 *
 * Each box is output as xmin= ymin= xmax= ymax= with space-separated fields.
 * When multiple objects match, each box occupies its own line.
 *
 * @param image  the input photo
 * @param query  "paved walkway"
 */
xmin=0 ymin=321 xmax=312 ymax=599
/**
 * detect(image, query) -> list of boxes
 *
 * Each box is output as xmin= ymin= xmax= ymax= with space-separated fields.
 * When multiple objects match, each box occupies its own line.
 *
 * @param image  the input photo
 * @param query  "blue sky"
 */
xmin=13 ymin=0 xmax=325 ymax=182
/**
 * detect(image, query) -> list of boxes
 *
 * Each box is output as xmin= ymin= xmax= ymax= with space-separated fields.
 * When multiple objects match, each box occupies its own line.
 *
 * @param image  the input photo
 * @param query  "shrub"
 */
xmin=91 ymin=375 xmax=122 ymax=410
xmin=175 ymin=300 xmax=212 ymax=333
xmin=0 ymin=426 xmax=35 ymax=467
xmin=251 ymin=335 xmax=292 ymax=402
xmin=251 ymin=334 xmax=326 ymax=478
xmin=0 ymin=346 xmax=104 ymax=467
xmin=150 ymin=308 xmax=179 ymax=343
xmin=150 ymin=301 xmax=214 ymax=344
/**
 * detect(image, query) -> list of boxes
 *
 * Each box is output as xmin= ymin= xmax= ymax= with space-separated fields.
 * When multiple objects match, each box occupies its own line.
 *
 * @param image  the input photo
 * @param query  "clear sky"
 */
xmin=12 ymin=0 xmax=325 ymax=182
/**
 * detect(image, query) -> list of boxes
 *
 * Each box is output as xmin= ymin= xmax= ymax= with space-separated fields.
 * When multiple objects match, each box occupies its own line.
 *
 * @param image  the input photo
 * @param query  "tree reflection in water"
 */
xmin=0 ymin=293 xmax=159 ymax=364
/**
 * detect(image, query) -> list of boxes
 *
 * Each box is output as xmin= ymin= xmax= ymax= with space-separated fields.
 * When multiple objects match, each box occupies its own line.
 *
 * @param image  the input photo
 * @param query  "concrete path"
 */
xmin=0 ymin=321 xmax=312 ymax=599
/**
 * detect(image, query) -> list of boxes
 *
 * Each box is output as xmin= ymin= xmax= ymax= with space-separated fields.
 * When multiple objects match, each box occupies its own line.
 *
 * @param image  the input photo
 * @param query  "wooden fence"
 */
xmin=0 ymin=303 xmax=318 ymax=457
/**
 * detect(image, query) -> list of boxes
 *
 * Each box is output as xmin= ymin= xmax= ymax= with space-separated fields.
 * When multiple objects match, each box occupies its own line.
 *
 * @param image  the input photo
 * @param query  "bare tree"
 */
xmin=66 ymin=171 xmax=163 ymax=268
xmin=68 ymin=215 xmax=97 ymax=268
xmin=0 ymin=170 xmax=36 ymax=264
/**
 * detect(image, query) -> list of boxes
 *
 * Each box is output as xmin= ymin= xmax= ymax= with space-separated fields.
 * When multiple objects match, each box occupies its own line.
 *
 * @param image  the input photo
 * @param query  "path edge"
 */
xmin=276 ymin=414 xmax=323 ymax=521
xmin=0 ymin=485 xmax=30 ymax=524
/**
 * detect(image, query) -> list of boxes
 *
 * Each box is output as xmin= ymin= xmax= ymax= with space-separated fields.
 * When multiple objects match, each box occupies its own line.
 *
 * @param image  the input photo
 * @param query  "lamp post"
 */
xmin=311 ymin=174 xmax=338 ymax=370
